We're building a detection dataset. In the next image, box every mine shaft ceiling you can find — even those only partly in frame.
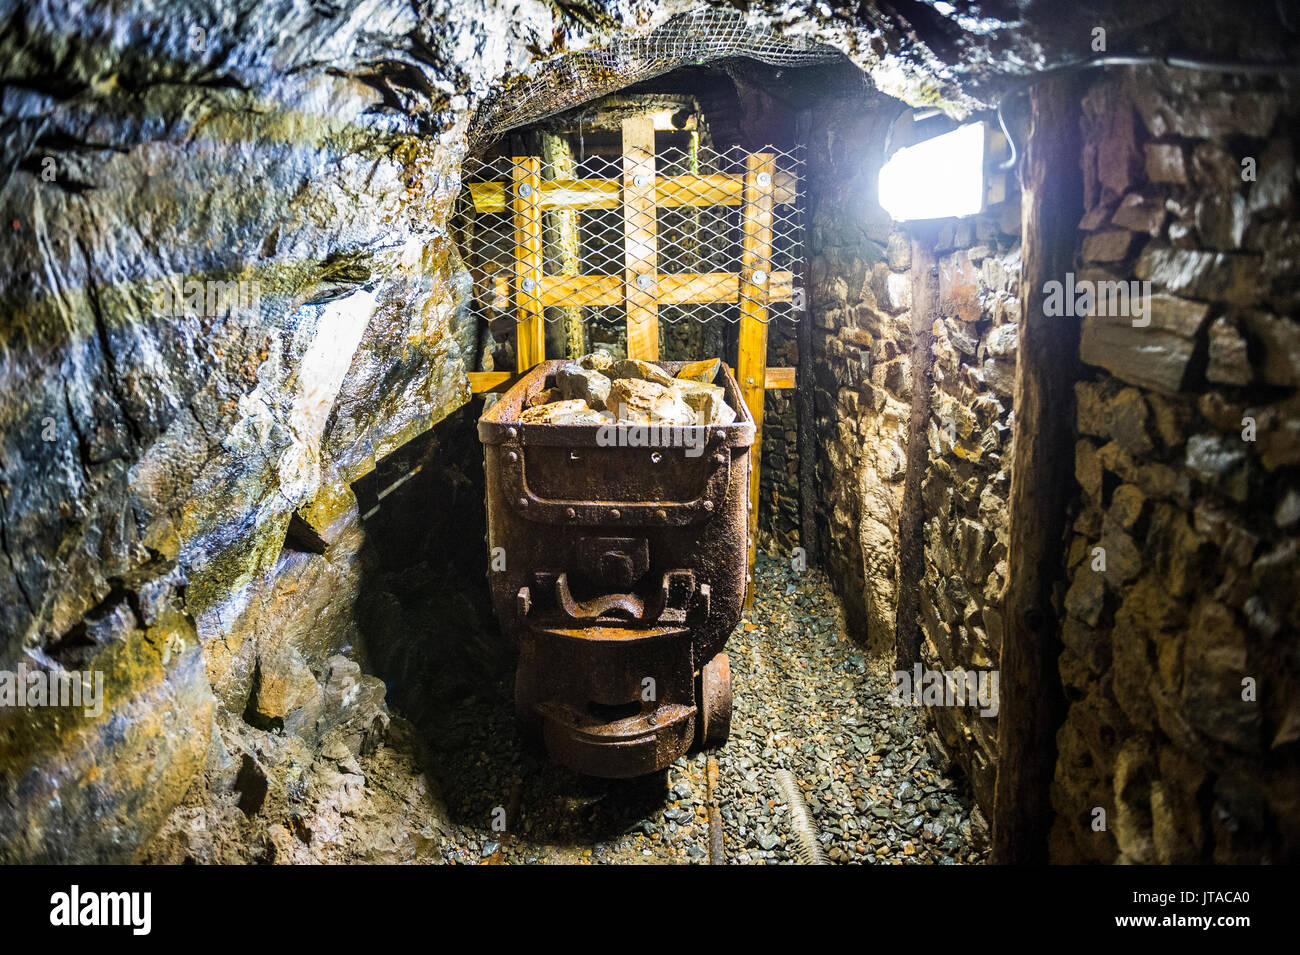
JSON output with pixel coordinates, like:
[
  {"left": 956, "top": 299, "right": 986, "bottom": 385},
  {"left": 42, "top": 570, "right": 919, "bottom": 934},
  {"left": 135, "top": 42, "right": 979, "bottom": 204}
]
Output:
[{"left": 723, "top": 0, "right": 1297, "bottom": 106}]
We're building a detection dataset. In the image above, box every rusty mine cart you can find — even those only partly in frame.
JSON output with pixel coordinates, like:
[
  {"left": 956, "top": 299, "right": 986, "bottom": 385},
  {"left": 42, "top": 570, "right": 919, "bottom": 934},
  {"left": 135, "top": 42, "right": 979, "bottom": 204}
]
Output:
[
  {"left": 462, "top": 112, "right": 802, "bottom": 777},
  {"left": 478, "top": 360, "right": 753, "bottom": 778}
]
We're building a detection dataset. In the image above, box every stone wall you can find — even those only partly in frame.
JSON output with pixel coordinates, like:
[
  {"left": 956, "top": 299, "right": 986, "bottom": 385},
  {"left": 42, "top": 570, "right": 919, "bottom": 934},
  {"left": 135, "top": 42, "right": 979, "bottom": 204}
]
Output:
[
  {"left": 806, "top": 95, "right": 913, "bottom": 654},
  {"left": 804, "top": 93, "right": 1024, "bottom": 813},
  {"left": 918, "top": 203, "right": 1022, "bottom": 814},
  {"left": 1050, "top": 68, "right": 1300, "bottom": 863}
]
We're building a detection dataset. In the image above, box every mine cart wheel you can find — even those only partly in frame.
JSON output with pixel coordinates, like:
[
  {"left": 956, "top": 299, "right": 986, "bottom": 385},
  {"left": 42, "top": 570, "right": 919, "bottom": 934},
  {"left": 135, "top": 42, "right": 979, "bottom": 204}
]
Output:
[{"left": 695, "top": 652, "right": 733, "bottom": 749}]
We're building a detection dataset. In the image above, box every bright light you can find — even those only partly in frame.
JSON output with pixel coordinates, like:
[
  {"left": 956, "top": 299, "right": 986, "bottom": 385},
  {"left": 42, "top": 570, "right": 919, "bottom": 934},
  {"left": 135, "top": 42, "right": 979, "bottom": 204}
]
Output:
[{"left": 878, "top": 122, "right": 986, "bottom": 222}]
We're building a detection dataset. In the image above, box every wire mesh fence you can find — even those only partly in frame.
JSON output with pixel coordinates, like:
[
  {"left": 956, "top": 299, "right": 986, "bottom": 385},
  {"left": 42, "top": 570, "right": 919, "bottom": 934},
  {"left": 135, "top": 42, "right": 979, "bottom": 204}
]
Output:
[
  {"left": 469, "top": 5, "right": 843, "bottom": 145},
  {"left": 453, "top": 143, "right": 806, "bottom": 339}
]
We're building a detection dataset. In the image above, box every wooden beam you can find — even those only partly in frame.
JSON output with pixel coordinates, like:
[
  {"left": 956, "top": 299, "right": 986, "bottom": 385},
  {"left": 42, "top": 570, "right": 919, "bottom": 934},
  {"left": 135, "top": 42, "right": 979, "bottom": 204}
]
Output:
[
  {"left": 991, "top": 76, "right": 1082, "bottom": 865},
  {"left": 656, "top": 271, "right": 794, "bottom": 305},
  {"left": 467, "top": 172, "right": 798, "bottom": 214},
  {"left": 539, "top": 275, "right": 623, "bottom": 308},
  {"left": 475, "top": 271, "right": 796, "bottom": 311},
  {"left": 471, "top": 177, "right": 619, "bottom": 212},
  {"left": 737, "top": 152, "right": 776, "bottom": 608},
  {"left": 467, "top": 371, "right": 514, "bottom": 393},
  {"left": 657, "top": 172, "right": 798, "bottom": 208},
  {"left": 763, "top": 366, "right": 795, "bottom": 389},
  {"left": 622, "top": 116, "right": 659, "bottom": 360},
  {"left": 541, "top": 133, "right": 587, "bottom": 359},
  {"left": 511, "top": 157, "right": 544, "bottom": 372}
]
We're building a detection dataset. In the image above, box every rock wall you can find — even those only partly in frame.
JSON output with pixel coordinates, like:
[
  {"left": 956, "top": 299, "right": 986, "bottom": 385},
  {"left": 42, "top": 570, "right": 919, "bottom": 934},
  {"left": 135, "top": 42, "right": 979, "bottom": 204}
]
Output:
[
  {"left": 803, "top": 97, "right": 1024, "bottom": 816},
  {"left": 806, "top": 95, "right": 912, "bottom": 654},
  {"left": 1050, "top": 68, "right": 1300, "bottom": 863},
  {"left": 917, "top": 202, "right": 1022, "bottom": 813},
  {"left": 0, "top": 0, "right": 626, "bottom": 863}
]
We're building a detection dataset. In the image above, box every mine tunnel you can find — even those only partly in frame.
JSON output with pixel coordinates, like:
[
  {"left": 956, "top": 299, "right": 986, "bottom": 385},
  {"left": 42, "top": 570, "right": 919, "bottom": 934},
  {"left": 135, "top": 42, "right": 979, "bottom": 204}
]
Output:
[{"left": 1, "top": 0, "right": 1298, "bottom": 884}]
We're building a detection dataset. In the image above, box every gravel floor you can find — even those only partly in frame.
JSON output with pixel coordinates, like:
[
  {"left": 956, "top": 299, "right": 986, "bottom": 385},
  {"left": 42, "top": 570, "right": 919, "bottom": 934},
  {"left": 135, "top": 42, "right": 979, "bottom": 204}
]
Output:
[{"left": 427, "top": 554, "right": 988, "bottom": 864}]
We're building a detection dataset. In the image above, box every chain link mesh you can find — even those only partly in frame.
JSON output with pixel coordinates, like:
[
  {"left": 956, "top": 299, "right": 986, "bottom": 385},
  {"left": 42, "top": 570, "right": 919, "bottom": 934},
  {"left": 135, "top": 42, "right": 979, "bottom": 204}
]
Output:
[
  {"left": 469, "top": 5, "right": 843, "bottom": 145},
  {"left": 454, "top": 142, "right": 805, "bottom": 339}
]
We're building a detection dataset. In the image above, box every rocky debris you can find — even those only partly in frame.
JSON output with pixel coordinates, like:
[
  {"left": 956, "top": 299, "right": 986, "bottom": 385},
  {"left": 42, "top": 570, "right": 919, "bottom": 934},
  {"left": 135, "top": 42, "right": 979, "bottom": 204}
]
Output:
[
  {"left": 519, "top": 398, "right": 612, "bottom": 425},
  {"left": 677, "top": 382, "right": 737, "bottom": 427},
  {"left": 249, "top": 646, "right": 320, "bottom": 725},
  {"left": 605, "top": 378, "right": 697, "bottom": 426},
  {"left": 141, "top": 630, "right": 443, "bottom": 864},
  {"left": 516, "top": 355, "right": 737, "bottom": 427},
  {"left": 606, "top": 358, "right": 677, "bottom": 387},
  {"left": 142, "top": 714, "right": 446, "bottom": 865},
  {"left": 525, "top": 387, "right": 562, "bottom": 408},
  {"left": 578, "top": 350, "right": 616, "bottom": 372},
  {"left": 677, "top": 357, "right": 721, "bottom": 383},
  {"left": 556, "top": 363, "right": 612, "bottom": 409}
]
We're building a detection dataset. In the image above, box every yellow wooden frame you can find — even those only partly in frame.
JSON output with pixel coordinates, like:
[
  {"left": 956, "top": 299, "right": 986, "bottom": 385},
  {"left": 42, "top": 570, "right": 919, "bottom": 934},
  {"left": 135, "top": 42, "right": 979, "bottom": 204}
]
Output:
[{"left": 468, "top": 134, "right": 793, "bottom": 602}]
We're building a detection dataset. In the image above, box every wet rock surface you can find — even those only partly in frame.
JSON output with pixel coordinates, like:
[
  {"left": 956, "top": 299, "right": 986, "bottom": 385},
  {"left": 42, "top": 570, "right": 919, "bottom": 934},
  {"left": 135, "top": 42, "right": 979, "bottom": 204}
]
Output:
[{"left": 424, "top": 556, "right": 985, "bottom": 865}]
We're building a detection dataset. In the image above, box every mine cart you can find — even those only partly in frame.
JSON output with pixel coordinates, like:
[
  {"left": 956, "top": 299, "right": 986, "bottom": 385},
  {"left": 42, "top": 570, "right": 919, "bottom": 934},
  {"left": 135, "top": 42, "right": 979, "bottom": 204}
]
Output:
[
  {"left": 459, "top": 100, "right": 805, "bottom": 776},
  {"left": 478, "top": 360, "right": 753, "bottom": 777}
]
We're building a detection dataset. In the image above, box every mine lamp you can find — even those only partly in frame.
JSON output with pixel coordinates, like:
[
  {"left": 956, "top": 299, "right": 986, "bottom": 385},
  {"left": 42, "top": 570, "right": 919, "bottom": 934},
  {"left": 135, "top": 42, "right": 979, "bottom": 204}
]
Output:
[{"left": 878, "top": 121, "right": 987, "bottom": 221}]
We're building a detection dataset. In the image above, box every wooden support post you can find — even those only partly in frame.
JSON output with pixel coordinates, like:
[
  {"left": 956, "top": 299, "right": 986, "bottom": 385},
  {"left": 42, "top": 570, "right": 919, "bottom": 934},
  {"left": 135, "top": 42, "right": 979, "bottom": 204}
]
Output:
[
  {"left": 622, "top": 115, "right": 659, "bottom": 360},
  {"left": 512, "top": 156, "right": 544, "bottom": 372},
  {"left": 991, "top": 77, "right": 1082, "bottom": 865},
  {"left": 541, "top": 133, "right": 586, "bottom": 359},
  {"left": 467, "top": 173, "right": 798, "bottom": 214},
  {"left": 738, "top": 152, "right": 776, "bottom": 608}
]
